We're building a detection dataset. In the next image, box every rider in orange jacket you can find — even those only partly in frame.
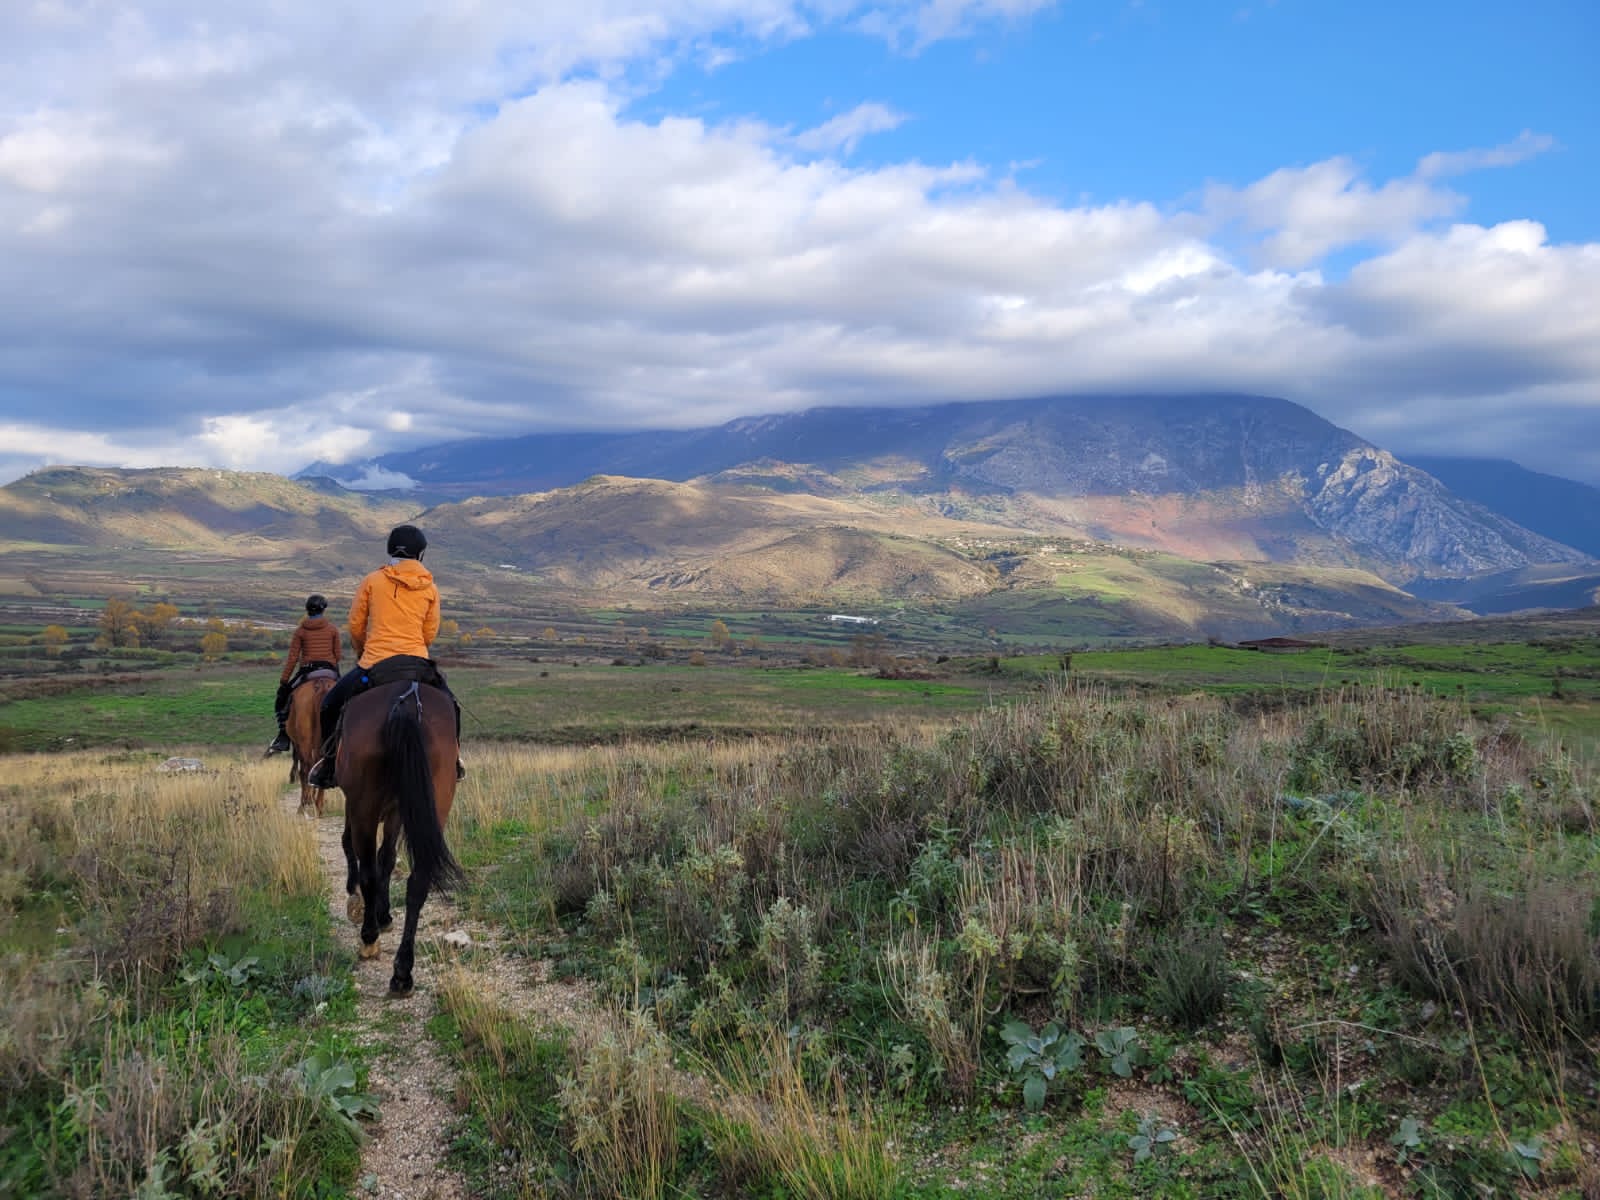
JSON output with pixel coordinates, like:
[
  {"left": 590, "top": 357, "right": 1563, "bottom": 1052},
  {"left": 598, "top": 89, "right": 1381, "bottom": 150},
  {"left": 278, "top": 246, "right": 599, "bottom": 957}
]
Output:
[{"left": 307, "top": 525, "right": 463, "bottom": 786}]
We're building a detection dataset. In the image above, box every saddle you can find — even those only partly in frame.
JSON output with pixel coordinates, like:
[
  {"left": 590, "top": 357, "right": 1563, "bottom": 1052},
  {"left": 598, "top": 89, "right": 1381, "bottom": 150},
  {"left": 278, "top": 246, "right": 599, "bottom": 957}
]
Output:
[
  {"left": 364, "top": 654, "right": 448, "bottom": 691},
  {"left": 328, "top": 656, "right": 450, "bottom": 746},
  {"left": 290, "top": 660, "right": 339, "bottom": 688}
]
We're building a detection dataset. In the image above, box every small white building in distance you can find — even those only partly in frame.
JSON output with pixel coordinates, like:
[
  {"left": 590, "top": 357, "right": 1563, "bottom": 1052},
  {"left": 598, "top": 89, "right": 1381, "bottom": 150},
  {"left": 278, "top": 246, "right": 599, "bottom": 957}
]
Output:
[{"left": 827, "top": 614, "right": 878, "bottom": 625}]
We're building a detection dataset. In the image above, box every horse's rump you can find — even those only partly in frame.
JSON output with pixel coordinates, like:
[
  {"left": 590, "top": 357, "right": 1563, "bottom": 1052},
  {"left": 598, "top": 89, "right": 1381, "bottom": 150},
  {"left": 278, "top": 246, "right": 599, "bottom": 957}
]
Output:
[
  {"left": 337, "top": 679, "right": 462, "bottom": 994},
  {"left": 340, "top": 681, "right": 461, "bottom": 882},
  {"left": 287, "top": 672, "right": 337, "bottom": 803}
]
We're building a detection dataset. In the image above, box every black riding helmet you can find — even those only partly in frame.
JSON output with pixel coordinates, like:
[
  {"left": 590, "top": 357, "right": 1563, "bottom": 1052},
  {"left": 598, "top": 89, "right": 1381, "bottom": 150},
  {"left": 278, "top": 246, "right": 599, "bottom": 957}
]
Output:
[
  {"left": 305, "top": 594, "right": 327, "bottom": 616},
  {"left": 387, "top": 524, "right": 428, "bottom": 560}
]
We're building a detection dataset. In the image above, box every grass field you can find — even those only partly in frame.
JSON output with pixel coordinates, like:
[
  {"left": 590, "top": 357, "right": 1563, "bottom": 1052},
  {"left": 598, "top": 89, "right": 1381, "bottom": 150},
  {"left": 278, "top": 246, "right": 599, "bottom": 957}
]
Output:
[
  {"left": 5, "top": 628, "right": 1600, "bottom": 753},
  {"left": 4, "top": 610, "right": 1599, "bottom": 1197},
  {"left": 0, "top": 658, "right": 1039, "bottom": 753},
  {"left": 1041, "top": 638, "right": 1600, "bottom": 750},
  {"left": 0, "top": 753, "right": 367, "bottom": 1198},
  {"left": 432, "top": 679, "right": 1600, "bottom": 1198}
]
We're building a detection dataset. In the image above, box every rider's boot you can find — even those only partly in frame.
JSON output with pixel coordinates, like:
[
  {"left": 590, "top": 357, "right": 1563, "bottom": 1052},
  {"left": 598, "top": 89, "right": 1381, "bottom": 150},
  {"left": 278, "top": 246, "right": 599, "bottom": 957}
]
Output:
[
  {"left": 266, "top": 722, "right": 291, "bottom": 756},
  {"left": 456, "top": 755, "right": 466, "bottom": 781},
  {"left": 307, "top": 735, "right": 339, "bottom": 788}
]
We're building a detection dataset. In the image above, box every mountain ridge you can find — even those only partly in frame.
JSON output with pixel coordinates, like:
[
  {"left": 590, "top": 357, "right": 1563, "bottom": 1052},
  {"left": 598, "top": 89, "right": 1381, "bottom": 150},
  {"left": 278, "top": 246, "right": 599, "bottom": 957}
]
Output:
[
  {"left": 302, "top": 393, "right": 1590, "bottom": 586},
  {"left": 0, "top": 464, "right": 1473, "bottom": 640},
  {"left": 5, "top": 393, "right": 1593, "bottom": 641},
  {"left": 1404, "top": 455, "right": 1600, "bottom": 559}
]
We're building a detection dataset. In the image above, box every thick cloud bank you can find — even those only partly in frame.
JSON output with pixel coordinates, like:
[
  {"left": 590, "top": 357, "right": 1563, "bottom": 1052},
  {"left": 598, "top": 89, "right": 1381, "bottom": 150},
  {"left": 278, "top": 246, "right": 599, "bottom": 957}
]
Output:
[{"left": 1, "top": 2, "right": 1596, "bottom": 484}]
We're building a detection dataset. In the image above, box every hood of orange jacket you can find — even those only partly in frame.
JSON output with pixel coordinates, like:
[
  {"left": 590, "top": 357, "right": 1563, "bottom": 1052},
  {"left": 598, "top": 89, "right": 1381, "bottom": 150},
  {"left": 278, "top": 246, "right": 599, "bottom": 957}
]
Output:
[{"left": 350, "top": 558, "right": 440, "bottom": 667}]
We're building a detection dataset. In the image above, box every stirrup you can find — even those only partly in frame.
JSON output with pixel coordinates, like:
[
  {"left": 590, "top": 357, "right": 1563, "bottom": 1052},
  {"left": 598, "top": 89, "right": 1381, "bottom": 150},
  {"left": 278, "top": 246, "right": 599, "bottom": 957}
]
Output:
[
  {"left": 455, "top": 758, "right": 466, "bottom": 781},
  {"left": 266, "top": 733, "right": 291, "bottom": 756},
  {"left": 307, "top": 756, "right": 337, "bottom": 788}
]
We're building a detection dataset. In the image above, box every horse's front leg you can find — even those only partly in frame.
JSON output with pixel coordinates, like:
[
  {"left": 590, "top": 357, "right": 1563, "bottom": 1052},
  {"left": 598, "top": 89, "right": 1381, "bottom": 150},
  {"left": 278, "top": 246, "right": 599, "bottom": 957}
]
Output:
[
  {"left": 342, "top": 819, "right": 361, "bottom": 924},
  {"left": 389, "top": 869, "right": 431, "bottom": 996}
]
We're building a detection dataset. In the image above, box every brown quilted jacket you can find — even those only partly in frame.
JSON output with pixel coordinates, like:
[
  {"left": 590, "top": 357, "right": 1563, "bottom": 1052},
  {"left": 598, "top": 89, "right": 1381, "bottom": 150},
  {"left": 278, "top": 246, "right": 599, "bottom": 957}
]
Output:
[{"left": 280, "top": 616, "right": 342, "bottom": 683}]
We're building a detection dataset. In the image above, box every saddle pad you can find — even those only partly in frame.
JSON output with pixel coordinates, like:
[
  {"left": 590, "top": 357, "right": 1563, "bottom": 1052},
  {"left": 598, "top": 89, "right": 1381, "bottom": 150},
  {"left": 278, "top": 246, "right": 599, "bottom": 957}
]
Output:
[{"left": 366, "top": 654, "right": 447, "bottom": 690}]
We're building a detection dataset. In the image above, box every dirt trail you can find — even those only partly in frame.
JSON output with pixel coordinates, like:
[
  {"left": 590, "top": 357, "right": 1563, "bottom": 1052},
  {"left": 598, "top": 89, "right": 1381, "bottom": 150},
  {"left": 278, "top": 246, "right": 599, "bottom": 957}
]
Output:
[
  {"left": 288, "top": 787, "right": 722, "bottom": 1199},
  {"left": 293, "top": 792, "right": 472, "bottom": 1200}
]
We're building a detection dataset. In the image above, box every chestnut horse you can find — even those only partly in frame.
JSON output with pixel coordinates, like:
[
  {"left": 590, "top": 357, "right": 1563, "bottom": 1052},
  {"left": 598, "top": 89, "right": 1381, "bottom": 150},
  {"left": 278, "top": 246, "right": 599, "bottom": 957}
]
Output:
[
  {"left": 337, "top": 680, "right": 463, "bottom": 996},
  {"left": 286, "top": 670, "right": 337, "bottom": 817}
]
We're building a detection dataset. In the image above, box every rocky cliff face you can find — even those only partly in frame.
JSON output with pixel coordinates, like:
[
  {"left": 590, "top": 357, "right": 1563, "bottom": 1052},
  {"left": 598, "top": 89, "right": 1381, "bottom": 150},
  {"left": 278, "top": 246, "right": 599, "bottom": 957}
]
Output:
[{"left": 1305, "top": 448, "right": 1587, "bottom": 579}]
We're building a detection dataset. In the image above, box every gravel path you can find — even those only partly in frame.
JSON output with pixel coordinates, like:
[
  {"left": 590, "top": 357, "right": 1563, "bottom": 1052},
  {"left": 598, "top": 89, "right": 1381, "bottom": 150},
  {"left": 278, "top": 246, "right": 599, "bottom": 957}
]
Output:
[
  {"left": 297, "top": 794, "right": 475, "bottom": 1200},
  {"left": 289, "top": 789, "right": 721, "bottom": 1198}
]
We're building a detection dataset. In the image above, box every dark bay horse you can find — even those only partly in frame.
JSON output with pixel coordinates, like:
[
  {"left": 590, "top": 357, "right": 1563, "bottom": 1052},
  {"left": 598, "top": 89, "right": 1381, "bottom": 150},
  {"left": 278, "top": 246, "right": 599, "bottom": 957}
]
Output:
[
  {"left": 286, "top": 670, "right": 337, "bottom": 818},
  {"left": 338, "top": 680, "right": 463, "bottom": 996}
]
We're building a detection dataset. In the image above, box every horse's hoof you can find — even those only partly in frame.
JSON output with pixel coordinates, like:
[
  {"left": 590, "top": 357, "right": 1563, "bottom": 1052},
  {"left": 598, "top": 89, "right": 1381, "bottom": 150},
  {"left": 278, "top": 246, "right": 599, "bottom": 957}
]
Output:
[
  {"left": 346, "top": 894, "right": 364, "bottom": 924},
  {"left": 359, "top": 938, "right": 381, "bottom": 960},
  {"left": 388, "top": 976, "right": 414, "bottom": 997},
  {"left": 378, "top": 913, "right": 394, "bottom": 931}
]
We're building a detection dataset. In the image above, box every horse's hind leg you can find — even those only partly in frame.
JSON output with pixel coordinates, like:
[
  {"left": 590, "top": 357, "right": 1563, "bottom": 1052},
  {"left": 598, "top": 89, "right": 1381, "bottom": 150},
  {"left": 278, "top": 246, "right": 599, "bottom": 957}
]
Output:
[
  {"left": 389, "top": 869, "right": 432, "bottom": 996},
  {"left": 374, "top": 814, "right": 400, "bottom": 932}
]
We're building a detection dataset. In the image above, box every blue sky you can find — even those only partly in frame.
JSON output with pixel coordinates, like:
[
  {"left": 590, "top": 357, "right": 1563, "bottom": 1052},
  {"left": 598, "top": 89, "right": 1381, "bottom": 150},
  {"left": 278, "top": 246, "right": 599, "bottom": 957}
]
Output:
[
  {"left": 0, "top": 0, "right": 1596, "bottom": 484},
  {"left": 644, "top": 0, "right": 1597, "bottom": 242}
]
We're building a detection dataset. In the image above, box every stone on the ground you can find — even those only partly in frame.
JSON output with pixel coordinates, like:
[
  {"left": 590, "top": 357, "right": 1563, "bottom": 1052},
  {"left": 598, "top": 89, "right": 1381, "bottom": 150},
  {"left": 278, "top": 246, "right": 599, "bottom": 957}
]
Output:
[{"left": 158, "top": 756, "right": 206, "bottom": 772}]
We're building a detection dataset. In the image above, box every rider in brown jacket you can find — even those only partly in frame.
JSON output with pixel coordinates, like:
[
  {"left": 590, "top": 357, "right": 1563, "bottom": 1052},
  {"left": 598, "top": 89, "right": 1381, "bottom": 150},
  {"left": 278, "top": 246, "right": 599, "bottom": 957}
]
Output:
[{"left": 266, "top": 594, "right": 342, "bottom": 754}]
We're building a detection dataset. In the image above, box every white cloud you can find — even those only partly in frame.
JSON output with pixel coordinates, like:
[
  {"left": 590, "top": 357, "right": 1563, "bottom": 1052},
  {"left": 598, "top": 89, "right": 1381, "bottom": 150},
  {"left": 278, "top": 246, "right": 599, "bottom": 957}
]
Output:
[
  {"left": 859, "top": 0, "right": 1060, "bottom": 49},
  {"left": 0, "top": 418, "right": 212, "bottom": 486},
  {"left": 0, "top": 4, "right": 1594, "bottom": 489},
  {"left": 794, "top": 102, "right": 906, "bottom": 155},
  {"left": 335, "top": 465, "right": 419, "bottom": 491},
  {"left": 1204, "top": 157, "right": 1462, "bottom": 268},
  {"left": 0, "top": 111, "right": 170, "bottom": 194},
  {"left": 1416, "top": 130, "right": 1557, "bottom": 180}
]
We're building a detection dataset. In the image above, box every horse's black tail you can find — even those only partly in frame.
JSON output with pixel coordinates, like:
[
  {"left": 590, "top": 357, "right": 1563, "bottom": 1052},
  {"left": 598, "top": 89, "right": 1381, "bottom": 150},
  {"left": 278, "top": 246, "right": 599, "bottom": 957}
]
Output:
[{"left": 381, "top": 684, "right": 464, "bottom": 895}]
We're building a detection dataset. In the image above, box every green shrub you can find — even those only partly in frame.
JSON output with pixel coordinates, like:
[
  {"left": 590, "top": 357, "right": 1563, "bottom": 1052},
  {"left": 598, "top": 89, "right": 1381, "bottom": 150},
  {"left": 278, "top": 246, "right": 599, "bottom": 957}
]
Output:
[{"left": 1144, "top": 926, "right": 1232, "bottom": 1030}]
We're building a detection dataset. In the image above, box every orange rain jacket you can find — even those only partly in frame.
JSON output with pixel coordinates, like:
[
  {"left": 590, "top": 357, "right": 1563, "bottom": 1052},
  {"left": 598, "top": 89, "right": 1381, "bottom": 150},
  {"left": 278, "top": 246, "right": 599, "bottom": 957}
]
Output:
[
  {"left": 279, "top": 615, "right": 342, "bottom": 683},
  {"left": 348, "top": 559, "right": 441, "bottom": 669}
]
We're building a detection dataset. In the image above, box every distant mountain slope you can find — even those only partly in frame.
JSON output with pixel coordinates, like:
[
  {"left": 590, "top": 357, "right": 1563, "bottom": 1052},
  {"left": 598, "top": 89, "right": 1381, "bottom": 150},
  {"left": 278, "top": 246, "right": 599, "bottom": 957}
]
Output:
[
  {"left": 414, "top": 475, "right": 1465, "bottom": 631},
  {"left": 1406, "top": 564, "right": 1600, "bottom": 615},
  {"left": 305, "top": 394, "right": 1589, "bottom": 584},
  {"left": 0, "top": 465, "right": 1472, "bottom": 636},
  {"left": 415, "top": 475, "right": 1008, "bottom": 599},
  {"left": 0, "top": 466, "right": 411, "bottom": 555},
  {"left": 1406, "top": 456, "right": 1600, "bottom": 559}
]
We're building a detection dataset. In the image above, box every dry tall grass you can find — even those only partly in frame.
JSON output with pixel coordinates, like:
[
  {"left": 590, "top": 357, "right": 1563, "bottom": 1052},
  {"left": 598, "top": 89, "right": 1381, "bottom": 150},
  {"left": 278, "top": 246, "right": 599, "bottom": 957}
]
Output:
[
  {"left": 704, "top": 1027, "right": 898, "bottom": 1200},
  {"left": 2, "top": 751, "right": 335, "bottom": 1196}
]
